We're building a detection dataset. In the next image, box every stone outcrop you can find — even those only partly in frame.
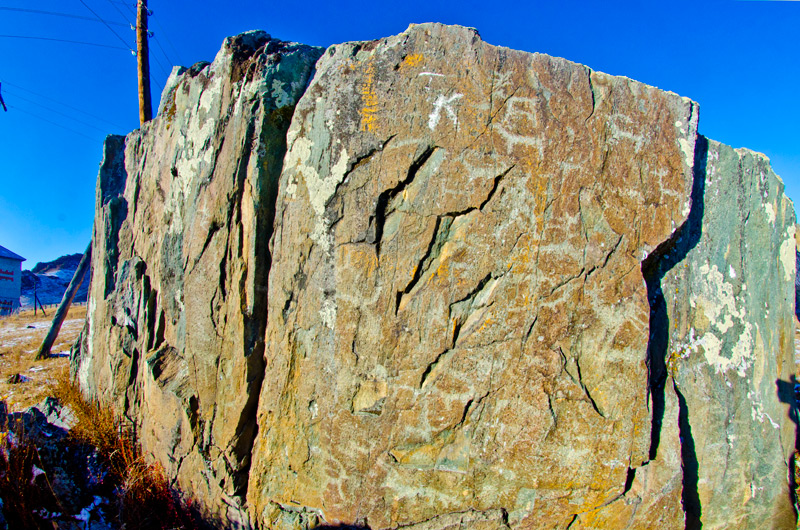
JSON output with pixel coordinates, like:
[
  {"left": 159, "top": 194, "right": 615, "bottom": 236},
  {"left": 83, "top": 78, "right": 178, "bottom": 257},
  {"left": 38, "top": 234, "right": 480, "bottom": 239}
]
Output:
[
  {"left": 654, "top": 140, "right": 797, "bottom": 529},
  {"left": 0, "top": 398, "right": 104, "bottom": 527},
  {"left": 73, "top": 31, "right": 322, "bottom": 525},
  {"left": 74, "top": 23, "right": 797, "bottom": 529}
]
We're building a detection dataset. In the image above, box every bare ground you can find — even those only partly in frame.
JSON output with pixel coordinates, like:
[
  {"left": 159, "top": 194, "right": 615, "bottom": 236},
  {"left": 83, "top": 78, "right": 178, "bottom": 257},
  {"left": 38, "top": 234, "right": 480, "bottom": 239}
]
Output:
[{"left": 0, "top": 305, "right": 86, "bottom": 412}]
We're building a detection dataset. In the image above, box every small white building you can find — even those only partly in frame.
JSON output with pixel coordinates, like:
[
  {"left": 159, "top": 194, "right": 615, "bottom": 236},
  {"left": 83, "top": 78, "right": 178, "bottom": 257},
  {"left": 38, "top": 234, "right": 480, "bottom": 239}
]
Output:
[{"left": 0, "top": 245, "right": 25, "bottom": 314}]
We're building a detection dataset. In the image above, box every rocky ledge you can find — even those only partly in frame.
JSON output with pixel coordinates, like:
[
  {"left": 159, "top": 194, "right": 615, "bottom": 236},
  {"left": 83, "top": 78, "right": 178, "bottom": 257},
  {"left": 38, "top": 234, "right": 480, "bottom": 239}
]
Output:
[{"left": 72, "top": 24, "right": 797, "bottom": 529}]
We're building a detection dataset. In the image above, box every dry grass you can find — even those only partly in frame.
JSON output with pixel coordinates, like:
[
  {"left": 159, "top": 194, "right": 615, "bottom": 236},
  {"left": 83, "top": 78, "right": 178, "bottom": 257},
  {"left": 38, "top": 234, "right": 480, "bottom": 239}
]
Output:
[
  {"left": 0, "top": 366, "right": 202, "bottom": 528},
  {"left": 0, "top": 305, "right": 86, "bottom": 411},
  {"left": 50, "top": 375, "right": 202, "bottom": 529},
  {"left": 0, "top": 419, "right": 64, "bottom": 529},
  {"left": 1, "top": 306, "right": 203, "bottom": 528}
]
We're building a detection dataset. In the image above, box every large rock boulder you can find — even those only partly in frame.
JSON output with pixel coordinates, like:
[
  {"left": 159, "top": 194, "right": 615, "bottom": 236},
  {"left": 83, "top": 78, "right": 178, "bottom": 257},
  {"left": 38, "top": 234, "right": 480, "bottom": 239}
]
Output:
[
  {"left": 73, "top": 31, "right": 322, "bottom": 524},
  {"left": 247, "top": 23, "right": 700, "bottom": 529},
  {"left": 75, "top": 23, "right": 797, "bottom": 529},
  {"left": 655, "top": 140, "right": 796, "bottom": 529}
]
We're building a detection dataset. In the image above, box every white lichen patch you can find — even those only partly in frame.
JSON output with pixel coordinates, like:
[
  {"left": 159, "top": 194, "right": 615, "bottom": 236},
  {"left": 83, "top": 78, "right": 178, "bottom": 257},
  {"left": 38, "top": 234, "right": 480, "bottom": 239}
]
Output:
[
  {"left": 320, "top": 297, "right": 337, "bottom": 329},
  {"left": 303, "top": 147, "right": 349, "bottom": 253},
  {"left": 269, "top": 76, "right": 305, "bottom": 109},
  {"left": 673, "top": 327, "right": 703, "bottom": 359},
  {"left": 697, "top": 323, "right": 754, "bottom": 378},
  {"left": 674, "top": 102, "right": 698, "bottom": 170},
  {"left": 765, "top": 203, "right": 776, "bottom": 224},
  {"left": 678, "top": 137, "right": 693, "bottom": 169},
  {"left": 697, "top": 263, "right": 743, "bottom": 334},
  {"left": 729, "top": 322, "right": 754, "bottom": 374},
  {"left": 283, "top": 137, "right": 313, "bottom": 199},
  {"left": 694, "top": 263, "right": 753, "bottom": 377},
  {"left": 779, "top": 224, "right": 796, "bottom": 283},
  {"left": 681, "top": 196, "right": 692, "bottom": 218},
  {"left": 748, "top": 390, "right": 780, "bottom": 429},
  {"left": 167, "top": 73, "right": 225, "bottom": 234},
  {"left": 282, "top": 116, "right": 351, "bottom": 328}
]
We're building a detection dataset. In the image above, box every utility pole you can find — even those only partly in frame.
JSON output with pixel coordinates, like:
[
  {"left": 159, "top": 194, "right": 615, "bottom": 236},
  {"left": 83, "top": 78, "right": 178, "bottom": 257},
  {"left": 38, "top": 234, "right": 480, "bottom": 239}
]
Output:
[
  {"left": 35, "top": 243, "right": 91, "bottom": 360},
  {"left": 136, "top": 0, "right": 152, "bottom": 125}
]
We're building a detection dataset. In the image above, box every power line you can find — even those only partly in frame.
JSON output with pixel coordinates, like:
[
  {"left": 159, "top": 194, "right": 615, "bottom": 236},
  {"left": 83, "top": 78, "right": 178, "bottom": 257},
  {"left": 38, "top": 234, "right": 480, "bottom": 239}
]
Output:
[
  {"left": 116, "top": 0, "right": 138, "bottom": 18},
  {"left": 152, "top": 34, "right": 175, "bottom": 70},
  {"left": 149, "top": 40, "right": 171, "bottom": 77},
  {"left": 151, "top": 57, "right": 170, "bottom": 78},
  {"left": 0, "top": 35, "right": 129, "bottom": 50},
  {"left": 103, "top": 0, "right": 134, "bottom": 26},
  {"left": 153, "top": 37, "right": 172, "bottom": 77},
  {"left": 3, "top": 90, "right": 118, "bottom": 134},
  {"left": 77, "top": 0, "right": 134, "bottom": 52},
  {"left": 150, "top": 12, "right": 181, "bottom": 65},
  {"left": 7, "top": 105, "right": 97, "bottom": 141},
  {"left": 0, "top": 7, "right": 127, "bottom": 26},
  {"left": 117, "top": 0, "right": 178, "bottom": 75},
  {"left": 101, "top": 0, "right": 161, "bottom": 77},
  {"left": 0, "top": 80, "right": 128, "bottom": 130}
]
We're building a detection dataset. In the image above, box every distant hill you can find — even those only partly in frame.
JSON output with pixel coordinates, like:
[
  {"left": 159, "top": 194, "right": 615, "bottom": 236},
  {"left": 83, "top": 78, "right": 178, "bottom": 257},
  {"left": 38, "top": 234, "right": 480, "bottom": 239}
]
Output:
[
  {"left": 31, "top": 253, "right": 83, "bottom": 275},
  {"left": 20, "top": 253, "right": 90, "bottom": 308}
]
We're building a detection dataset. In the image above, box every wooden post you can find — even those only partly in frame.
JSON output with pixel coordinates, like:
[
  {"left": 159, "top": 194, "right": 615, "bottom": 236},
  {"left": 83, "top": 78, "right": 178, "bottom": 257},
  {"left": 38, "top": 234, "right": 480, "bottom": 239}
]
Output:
[
  {"left": 35, "top": 243, "right": 91, "bottom": 360},
  {"left": 136, "top": 0, "right": 152, "bottom": 125},
  {"left": 33, "top": 279, "right": 45, "bottom": 316},
  {"left": 37, "top": 293, "right": 46, "bottom": 316}
]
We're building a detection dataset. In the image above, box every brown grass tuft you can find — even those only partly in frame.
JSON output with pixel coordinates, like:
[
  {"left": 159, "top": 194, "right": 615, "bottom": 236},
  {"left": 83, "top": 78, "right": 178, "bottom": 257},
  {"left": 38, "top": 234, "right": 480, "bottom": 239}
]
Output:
[
  {"left": 0, "top": 415, "right": 64, "bottom": 529},
  {"left": 0, "top": 306, "right": 207, "bottom": 528},
  {"left": 50, "top": 373, "right": 202, "bottom": 529}
]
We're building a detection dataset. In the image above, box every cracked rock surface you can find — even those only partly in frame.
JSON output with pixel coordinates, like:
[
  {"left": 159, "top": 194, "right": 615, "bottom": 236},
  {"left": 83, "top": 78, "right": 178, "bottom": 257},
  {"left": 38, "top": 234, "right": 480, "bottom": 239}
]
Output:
[
  {"left": 75, "top": 23, "right": 797, "bottom": 530},
  {"left": 73, "top": 31, "right": 322, "bottom": 524},
  {"left": 658, "top": 140, "right": 797, "bottom": 529},
  {"left": 249, "top": 23, "right": 698, "bottom": 528}
]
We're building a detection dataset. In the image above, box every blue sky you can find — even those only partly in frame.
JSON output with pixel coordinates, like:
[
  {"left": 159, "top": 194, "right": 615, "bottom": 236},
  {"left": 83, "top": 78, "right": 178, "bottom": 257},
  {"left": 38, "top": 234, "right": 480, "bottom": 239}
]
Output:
[{"left": 1, "top": 0, "right": 798, "bottom": 267}]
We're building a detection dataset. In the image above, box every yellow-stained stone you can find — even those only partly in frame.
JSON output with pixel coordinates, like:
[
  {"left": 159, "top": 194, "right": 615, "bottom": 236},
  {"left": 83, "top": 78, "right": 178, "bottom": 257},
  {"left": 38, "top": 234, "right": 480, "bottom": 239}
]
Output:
[
  {"left": 248, "top": 23, "right": 696, "bottom": 529},
  {"left": 78, "top": 23, "right": 797, "bottom": 530}
]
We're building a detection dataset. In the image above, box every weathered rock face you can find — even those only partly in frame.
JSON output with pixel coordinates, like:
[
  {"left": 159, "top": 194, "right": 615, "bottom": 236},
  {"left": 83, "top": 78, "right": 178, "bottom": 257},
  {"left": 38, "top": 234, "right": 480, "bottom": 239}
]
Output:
[
  {"left": 655, "top": 140, "right": 797, "bottom": 529},
  {"left": 73, "top": 31, "right": 322, "bottom": 524},
  {"left": 247, "top": 23, "right": 700, "bottom": 529},
  {"left": 75, "top": 23, "right": 797, "bottom": 530}
]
